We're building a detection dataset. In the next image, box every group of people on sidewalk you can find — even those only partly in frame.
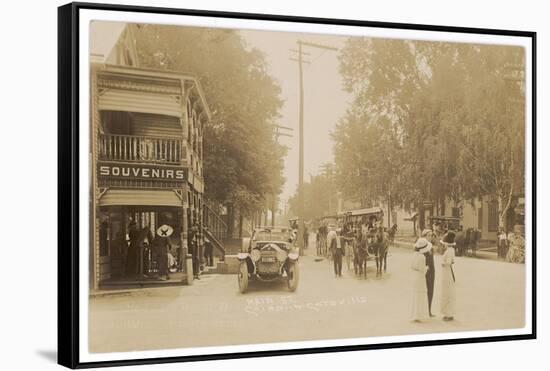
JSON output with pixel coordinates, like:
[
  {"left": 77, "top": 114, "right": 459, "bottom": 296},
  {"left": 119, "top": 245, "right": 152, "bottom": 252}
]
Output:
[
  {"left": 123, "top": 220, "right": 216, "bottom": 282},
  {"left": 411, "top": 229, "right": 456, "bottom": 322},
  {"left": 497, "top": 225, "right": 526, "bottom": 263},
  {"left": 125, "top": 221, "right": 176, "bottom": 281}
]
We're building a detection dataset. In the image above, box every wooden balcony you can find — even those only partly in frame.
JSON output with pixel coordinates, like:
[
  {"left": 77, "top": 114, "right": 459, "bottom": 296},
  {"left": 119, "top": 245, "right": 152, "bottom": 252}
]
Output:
[{"left": 99, "top": 133, "right": 185, "bottom": 165}]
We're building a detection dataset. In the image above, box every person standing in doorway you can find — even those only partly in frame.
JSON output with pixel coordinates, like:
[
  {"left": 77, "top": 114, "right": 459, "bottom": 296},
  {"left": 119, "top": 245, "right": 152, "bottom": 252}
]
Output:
[
  {"left": 153, "top": 224, "right": 173, "bottom": 281},
  {"left": 440, "top": 231, "right": 457, "bottom": 321},
  {"left": 126, "top": 220, "right": 140, "bottom": 278},
  {"left": 421, "top": 229, "right": 436, "bottom": 317}
]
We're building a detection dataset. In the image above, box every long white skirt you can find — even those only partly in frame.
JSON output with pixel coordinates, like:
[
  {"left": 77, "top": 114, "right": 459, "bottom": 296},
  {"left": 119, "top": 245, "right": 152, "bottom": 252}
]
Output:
[
  {"left": 440, "top": 266, "right": 456, "bottom": 317},
  {"left": 411, "top": 274, "right": 429, "bottom": 321}
]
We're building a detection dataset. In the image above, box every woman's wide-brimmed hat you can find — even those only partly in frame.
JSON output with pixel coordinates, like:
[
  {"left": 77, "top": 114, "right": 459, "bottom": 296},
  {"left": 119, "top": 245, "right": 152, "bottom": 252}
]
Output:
[
  {"left": 441, "top": 231, "right": 456, "bottom": 246},
  {"left": 414, "top": 237, "right": 432, "bottom": 253},
  {"left": 156, "top": 224, "right": 174, "bottom": 238}
]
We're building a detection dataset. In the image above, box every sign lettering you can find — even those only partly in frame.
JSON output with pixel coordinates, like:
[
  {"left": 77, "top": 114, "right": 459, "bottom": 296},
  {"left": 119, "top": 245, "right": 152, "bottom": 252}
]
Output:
[{"left": 98, "top": 163, "right": 186, "bottom": 181}]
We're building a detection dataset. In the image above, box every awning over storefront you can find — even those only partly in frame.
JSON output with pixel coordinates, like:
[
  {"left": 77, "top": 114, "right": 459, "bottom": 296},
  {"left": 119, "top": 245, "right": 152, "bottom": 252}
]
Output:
[
  {"left": 99, "top": 189, "right": 183, "bottom": 207},
  {"left": 99, "top": 89, "right": 182, "bottom": 118}
]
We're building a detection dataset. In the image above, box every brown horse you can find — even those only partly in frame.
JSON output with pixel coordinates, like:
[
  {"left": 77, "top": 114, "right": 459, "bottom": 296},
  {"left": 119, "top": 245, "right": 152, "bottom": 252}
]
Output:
[
  {"left": 373, "top": 227, "right": 389, "bottom": 277},
  {"left": 354, "top": 236, "right": 369, "bottom": 278}
]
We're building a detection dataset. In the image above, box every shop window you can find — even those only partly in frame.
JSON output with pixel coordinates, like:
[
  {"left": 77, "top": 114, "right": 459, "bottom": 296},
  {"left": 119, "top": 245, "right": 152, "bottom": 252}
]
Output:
[
  {"left": 99, "top": 220, "right": 109, "bottom": 257},
  {"left": 488, "top": 201, "right": 499, "bottom": 232}
]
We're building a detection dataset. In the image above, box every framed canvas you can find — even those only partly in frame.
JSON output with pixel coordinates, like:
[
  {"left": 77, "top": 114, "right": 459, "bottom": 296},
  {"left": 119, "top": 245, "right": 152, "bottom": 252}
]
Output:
[{"left": 58, "top": 2, "right": 536, "bottom": 368}]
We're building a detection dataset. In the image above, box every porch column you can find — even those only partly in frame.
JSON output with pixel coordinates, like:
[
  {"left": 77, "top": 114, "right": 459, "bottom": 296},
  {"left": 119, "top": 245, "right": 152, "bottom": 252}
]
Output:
[{"left": 181, "top": 187, "right": 192, "bottom": 285}]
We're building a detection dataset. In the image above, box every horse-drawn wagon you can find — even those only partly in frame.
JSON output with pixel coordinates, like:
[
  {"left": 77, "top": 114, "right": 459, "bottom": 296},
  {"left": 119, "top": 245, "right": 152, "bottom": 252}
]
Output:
[{"left": 339, "top": 207, "right": 393, "bottom": 278}]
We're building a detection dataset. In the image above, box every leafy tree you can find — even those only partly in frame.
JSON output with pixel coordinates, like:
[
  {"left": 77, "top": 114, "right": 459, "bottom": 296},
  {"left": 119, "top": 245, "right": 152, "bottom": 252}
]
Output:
[
  {"left": 133, "top": 24, "right": 286, "bottom": 229},
  {"left": 337, "top": 38, "right": 525, "bottom": 230},
  {"left": 288, "top": 174, "right": 334, "bottom": 221}
]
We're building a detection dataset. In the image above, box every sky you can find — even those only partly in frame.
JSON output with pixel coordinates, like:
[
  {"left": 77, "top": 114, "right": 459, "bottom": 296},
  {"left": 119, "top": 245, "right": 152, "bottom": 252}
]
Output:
[{"left": 239, "top": 29, "right": 353, "bottom": 207}]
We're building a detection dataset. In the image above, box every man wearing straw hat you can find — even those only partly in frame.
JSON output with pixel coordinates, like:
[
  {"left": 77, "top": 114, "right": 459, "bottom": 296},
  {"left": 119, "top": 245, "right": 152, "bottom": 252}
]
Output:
[
  {"left": 153, "top": 224, "right": 174, "bottom": 281},
  {"left": 440, "top": 231, "right": 457, "bottom": 321}
]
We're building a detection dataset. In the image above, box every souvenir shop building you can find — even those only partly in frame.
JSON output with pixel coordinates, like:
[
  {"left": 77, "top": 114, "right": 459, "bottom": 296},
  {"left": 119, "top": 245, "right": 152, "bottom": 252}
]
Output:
[{"left": 89, "top": 23, "right": 211, "bottom": 290}]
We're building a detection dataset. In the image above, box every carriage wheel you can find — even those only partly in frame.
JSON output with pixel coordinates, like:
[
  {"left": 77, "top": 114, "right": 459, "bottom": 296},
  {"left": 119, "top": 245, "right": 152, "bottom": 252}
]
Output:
[{"left": 238, "top": 261, "right": 249, "bottom": 294}]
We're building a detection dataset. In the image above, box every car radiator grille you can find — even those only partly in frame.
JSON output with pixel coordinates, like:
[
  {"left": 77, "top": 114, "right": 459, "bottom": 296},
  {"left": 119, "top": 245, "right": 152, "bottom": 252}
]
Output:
[{"left": 258, "top": 249, "right": 279, "bottom": 273}]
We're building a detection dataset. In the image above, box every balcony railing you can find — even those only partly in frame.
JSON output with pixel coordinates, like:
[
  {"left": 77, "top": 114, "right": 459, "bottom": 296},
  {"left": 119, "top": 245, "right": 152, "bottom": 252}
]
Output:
[{"left": 99, "top": 133, "right": 184, "bottom": 164}]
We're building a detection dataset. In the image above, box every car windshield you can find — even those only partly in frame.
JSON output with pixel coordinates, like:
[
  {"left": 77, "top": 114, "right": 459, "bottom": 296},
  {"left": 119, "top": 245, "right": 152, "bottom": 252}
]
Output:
[{"left": 254, "top": 230, "right": 289, "bottom": 242}]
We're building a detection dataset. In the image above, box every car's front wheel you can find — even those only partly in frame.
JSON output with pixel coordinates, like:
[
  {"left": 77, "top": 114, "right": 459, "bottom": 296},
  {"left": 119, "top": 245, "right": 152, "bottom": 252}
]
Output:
[
  {"left": 287, "top": 262, "right": 299, "bottom": 292},
  {"left": 238, "top": 261, "right": 249, "bottom": 294}
]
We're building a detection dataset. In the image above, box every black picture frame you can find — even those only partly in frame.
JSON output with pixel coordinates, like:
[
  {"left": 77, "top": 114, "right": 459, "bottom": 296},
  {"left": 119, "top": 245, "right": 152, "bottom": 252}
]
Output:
[{"left": 58, "top": 2, "right": 537, "bottom": 368}]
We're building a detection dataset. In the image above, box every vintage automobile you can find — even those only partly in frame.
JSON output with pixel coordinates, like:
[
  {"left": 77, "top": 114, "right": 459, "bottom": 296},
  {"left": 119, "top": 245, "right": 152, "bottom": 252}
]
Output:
[{"left": 237, "top": 227, "right": 299, "bottom": 294}]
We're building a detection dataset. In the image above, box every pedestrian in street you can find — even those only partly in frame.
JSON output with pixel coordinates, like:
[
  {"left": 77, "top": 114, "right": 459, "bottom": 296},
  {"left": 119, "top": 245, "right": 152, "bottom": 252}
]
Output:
[
  {"left": 440, "top": 231, "right": 457, "bottom": 321},
  {"left": 411, "top": 237, "right": 430, "bottom": 322},
  {"left": 153, "top": 224, "right": 173, "bottom": 281},
  {"left": 421, "top": 229, "right": 436, "bottom": 317},
  {"left": 328, "top": 227, "right": 344, "bottom": 277},
  {"left": 303, "top": 225, "right": 309, "bottom": 249},
  {"left": 203, "top": 237, "right": 214, "bottom": 267}
]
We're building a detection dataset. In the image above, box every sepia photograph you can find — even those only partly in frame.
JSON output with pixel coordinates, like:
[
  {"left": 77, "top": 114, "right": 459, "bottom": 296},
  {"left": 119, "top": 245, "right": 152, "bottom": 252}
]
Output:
[{"left": 61, "top": 5, "right": 534, "bottom": 366}]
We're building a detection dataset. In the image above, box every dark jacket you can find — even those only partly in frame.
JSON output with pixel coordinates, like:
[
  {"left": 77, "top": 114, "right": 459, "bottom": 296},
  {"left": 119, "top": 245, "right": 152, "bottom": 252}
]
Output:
[
  {"left": 424, "top": 250, "right": 435, "bottom": 279},
  {"left": 330, "top": 236, "right": 345, "bottom": 256}
]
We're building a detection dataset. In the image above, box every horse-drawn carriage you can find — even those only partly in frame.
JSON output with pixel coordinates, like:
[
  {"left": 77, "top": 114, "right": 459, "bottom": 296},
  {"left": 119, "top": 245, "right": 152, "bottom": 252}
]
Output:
[{"left": 339, "top": 207, "right": 396, "bottom": 279}]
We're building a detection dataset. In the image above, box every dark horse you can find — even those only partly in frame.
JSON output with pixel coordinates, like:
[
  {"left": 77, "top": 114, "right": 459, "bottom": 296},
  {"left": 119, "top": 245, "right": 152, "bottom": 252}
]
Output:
[
  {"left": 466, "top": 228, "right": 481, "bottom": 256},
  {"left": 354, "top": 234, "right": 369, "bottom": 278},
  {"left": 372, "top": 227, "right": 389, "bottom": 276}
]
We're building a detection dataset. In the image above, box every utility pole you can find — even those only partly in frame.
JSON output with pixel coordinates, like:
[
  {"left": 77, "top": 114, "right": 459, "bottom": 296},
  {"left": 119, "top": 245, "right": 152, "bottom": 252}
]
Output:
[
  {"left": 319, "top": 162, "right": 334, "bottom": 215},
  {"left": 290, "top": 40, "right": 337, "bottom": 251},
  {"left": 272, "top": 124, "right": 293, "bottom": 227}
]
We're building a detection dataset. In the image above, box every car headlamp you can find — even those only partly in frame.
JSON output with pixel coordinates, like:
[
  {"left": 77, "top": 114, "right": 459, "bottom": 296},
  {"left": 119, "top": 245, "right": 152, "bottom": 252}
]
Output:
[
  {"left": 251, "top": 249, "right": 261, "bottom": 262},
  {"left": 276, "top": 249, "right": 288, "bottom": 262}
]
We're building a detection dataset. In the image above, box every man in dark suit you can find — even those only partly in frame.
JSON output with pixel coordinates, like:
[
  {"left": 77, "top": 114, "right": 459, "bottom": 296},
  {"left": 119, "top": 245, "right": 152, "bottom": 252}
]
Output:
[{"left": 329, "top": 229, "right": 344, "bottom": 277}]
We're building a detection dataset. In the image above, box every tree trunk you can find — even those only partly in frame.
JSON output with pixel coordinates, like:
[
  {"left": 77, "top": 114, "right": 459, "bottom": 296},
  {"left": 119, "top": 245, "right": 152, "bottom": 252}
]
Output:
[
  {"left": 227, "top": 204, "right": 235, "bottom": 239},
  {"left": 238, "top": 209, "right": 243, "bottom": 238},
  {"left": 387, "top": 194, "right": 392, "bottom": 228},
  {"left": 498, "top": 185, "right": 514, "bottom": 232},
  {"left": 419, "top": 207, "right": 425, "bottom": 232}
]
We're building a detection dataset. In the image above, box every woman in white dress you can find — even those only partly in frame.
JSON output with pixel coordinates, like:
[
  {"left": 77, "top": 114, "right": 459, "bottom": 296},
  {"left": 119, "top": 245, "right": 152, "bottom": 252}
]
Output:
[
  {"left": 411, "top": 238, "right": 431, "bottom": 322},
  {"left": 440, "top": 231, "right": 456, "bottom": 321}
]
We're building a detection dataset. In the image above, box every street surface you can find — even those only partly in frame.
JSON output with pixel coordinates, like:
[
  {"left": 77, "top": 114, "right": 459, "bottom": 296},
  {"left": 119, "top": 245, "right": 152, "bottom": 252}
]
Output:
[{"left": 89, "top": 239, "right": 525, "bottom": 353}]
